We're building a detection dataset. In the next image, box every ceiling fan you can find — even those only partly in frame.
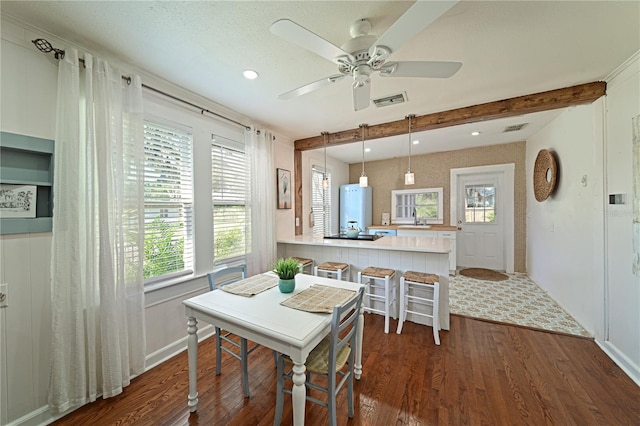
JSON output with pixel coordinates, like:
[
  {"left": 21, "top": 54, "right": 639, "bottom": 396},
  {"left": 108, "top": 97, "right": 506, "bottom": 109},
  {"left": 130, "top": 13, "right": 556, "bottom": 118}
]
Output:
[{"left": 269, "top": 0, "right": 462, "bottom": 111}]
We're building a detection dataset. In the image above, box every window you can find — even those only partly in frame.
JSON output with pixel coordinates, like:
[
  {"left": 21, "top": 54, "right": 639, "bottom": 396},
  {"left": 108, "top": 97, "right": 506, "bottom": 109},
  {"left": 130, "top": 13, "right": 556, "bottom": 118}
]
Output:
[
  {"left": 311, "top": 166, "right": 331, "bottom": 237},
  {"left": 391, "top": 187, "right": 444, "bottom": 224},
  {"left": 464, "top": 183, "right": 495, "bottom": 223},
  {"left": 212, "top": 139, "right": 249, "bottom": 263},
  {"left": 143, "top": 120, "right": 194, "bottom": 282}
]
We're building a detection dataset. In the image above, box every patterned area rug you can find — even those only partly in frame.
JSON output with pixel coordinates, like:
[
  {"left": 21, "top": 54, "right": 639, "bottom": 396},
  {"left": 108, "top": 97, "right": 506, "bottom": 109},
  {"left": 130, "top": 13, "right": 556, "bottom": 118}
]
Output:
[{"left": 450, "top": 272, "right": 591, "bottom": 338}]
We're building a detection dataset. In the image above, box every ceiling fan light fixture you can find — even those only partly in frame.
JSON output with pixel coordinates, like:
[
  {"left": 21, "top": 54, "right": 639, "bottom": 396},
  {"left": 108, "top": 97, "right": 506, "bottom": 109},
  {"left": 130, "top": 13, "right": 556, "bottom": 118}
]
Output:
[{"left": 270, "top": 0, "right": 463, "bottom": 112}]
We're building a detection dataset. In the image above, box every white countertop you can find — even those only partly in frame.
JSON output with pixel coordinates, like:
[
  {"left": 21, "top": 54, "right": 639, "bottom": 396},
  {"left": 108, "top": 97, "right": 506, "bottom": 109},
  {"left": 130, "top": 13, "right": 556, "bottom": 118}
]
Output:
[{"left": 277, "top": 234, "right": 451, "bottom": 253}]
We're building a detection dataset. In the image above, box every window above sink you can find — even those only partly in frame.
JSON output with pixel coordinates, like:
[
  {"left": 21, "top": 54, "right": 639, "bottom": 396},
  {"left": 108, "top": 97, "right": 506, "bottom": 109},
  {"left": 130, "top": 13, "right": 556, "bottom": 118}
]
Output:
[{"left": 391, "top": 187, "right": 444, "bottom": 225}]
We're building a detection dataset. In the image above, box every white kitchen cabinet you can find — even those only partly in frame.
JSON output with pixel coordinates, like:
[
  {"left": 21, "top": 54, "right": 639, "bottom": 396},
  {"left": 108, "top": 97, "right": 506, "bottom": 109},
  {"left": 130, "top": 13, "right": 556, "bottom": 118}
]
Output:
[{"left": 396, "top": 228, "right": 457, "bottom": 275}]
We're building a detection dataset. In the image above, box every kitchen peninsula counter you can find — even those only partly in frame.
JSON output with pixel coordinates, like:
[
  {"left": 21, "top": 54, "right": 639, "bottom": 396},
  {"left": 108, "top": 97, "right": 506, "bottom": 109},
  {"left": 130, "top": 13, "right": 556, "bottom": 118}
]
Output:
[
  {"left": 277, "top": 235, "right": 451, "bottom": 330},
  {"left": 277, "top": 234, "right": 451, "bottom": 253}
]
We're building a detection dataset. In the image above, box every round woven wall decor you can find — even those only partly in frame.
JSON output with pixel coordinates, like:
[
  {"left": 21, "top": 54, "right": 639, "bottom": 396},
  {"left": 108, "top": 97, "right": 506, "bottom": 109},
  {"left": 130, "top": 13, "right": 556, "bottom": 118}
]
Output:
[{"left": 533, "top": 149, "right": 557, "bottom": 202}]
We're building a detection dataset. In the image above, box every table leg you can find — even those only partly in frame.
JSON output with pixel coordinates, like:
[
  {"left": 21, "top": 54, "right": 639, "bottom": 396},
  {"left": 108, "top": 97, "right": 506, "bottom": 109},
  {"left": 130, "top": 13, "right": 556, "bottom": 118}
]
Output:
[
  {"left": 187, "top": 316, "right": 199, "bottom": 412},
  {"left": 291, "top": 361, "right": 307, "bottom": 425},
  {"left": 355, "top": 307, "right": 364, "bottom": 379}
]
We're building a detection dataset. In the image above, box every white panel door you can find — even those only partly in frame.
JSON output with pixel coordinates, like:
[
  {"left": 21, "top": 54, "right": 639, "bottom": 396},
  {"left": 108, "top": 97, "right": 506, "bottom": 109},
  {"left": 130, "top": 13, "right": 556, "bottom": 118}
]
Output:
[{"left": 457, "top": 173, "right": 505, "bottom": 270}]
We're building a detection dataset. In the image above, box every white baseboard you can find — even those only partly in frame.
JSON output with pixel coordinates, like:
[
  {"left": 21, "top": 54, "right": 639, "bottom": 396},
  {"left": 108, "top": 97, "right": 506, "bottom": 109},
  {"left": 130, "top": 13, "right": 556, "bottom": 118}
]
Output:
[
  {"left": 596, "top": 338, "right": 640, "bottom": 386},
  {"left": 144, "top": 324, "right": 215, "bottom": 370},
  {"left": 7, "top": 325, "right": 216, "bottom": 426}
]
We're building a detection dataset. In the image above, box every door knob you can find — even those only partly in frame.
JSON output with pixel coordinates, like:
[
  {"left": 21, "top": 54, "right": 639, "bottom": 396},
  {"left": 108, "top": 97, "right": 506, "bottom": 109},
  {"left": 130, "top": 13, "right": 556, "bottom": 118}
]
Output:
[{"left": 457, "top": 219, "right": 462, "bottom": 230}]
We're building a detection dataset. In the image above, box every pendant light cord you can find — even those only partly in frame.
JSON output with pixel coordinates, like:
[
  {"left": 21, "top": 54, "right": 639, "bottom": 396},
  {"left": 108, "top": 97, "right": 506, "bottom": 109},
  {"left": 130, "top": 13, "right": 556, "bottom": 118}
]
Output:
[
  {"left": 406, "top": 114, "right": 415, "bottom": 172},
  {"left": 322, "top": 131, "right": 328, "bottom": 175},
  {"left": 360, "top": 124, "right": 367, "bottom": 175}
]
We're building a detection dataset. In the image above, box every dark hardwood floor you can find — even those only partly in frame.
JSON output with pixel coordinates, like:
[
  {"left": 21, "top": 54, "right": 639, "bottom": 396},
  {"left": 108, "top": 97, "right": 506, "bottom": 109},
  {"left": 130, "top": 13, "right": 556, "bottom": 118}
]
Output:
[{"left": 52, "top": 315, "right": 639, "bottom": 425}]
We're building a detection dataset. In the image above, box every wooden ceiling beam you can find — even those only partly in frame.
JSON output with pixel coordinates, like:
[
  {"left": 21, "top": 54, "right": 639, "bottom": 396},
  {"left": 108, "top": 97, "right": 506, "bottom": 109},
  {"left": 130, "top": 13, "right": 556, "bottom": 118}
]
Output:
[{"left": 293, "top": 81, "right": 606, "bottom": 151}]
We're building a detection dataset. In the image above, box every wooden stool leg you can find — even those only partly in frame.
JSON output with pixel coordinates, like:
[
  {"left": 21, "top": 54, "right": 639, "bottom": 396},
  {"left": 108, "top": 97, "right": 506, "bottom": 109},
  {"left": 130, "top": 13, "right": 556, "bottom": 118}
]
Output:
[
  {"left": 384, "top": 275, "right": 390, "bottom": 334},
  {"left": 396, "top": 277, "right": 406, "bottom": 334},
  {"left": 433, "top": 282, "right": 440, "bottom": 345}
]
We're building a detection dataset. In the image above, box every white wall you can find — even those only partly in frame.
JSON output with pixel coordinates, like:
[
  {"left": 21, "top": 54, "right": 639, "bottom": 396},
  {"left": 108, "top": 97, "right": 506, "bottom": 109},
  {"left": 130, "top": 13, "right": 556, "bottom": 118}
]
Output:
[
  {"left": 526, "top": 51, "right": 640, "bottom": 385},
  {"left": 300, "top": 150, "right": 349, "bottom": 236},
  {"left": 1, "top": 18, "right": 58, "bottom": 426},
  {"left": 602, "top": 52, "right": 640, "bottom": 382},
  {"left": 526, "top": 103, "right": 605, "bottom": 335},
  {"left": 274, "top": 135, "right": 295, "bottom": 239}
]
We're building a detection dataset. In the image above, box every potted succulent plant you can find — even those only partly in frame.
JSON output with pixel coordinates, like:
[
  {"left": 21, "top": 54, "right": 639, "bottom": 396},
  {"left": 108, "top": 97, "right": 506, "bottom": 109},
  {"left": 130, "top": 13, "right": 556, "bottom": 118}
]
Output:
[{"left": 273, "top": 257, "right": 299, "bottom": 293}]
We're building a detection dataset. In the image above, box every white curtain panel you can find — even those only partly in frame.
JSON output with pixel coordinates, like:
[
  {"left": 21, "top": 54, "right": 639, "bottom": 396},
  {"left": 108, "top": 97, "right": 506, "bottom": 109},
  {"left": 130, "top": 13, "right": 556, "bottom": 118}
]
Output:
[
  {"left": 49, "top": 49, "right": 145, "bottom": 413},
  {"left": 245, "top": 128, "right": 277, "bottom": 275}
]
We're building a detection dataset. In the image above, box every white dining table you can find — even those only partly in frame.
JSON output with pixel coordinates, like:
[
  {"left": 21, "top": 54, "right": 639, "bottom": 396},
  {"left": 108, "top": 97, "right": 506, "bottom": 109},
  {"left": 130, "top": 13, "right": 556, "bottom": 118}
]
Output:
[{"left": 183, "top": 273, "right": 365, "bottom": 425}]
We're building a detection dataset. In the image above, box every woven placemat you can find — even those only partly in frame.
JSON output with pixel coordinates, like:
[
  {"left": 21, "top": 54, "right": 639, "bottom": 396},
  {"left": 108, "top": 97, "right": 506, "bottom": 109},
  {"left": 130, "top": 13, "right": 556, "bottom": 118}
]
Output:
[
  {"left": 280, "top": 284, "right": 356, "bottom": 313},
  {"left": 459, "top": 268, "right": 508, "bottom": 282},
  {"left": 220, "top": 274, "right": 278, "bottom": 297}
]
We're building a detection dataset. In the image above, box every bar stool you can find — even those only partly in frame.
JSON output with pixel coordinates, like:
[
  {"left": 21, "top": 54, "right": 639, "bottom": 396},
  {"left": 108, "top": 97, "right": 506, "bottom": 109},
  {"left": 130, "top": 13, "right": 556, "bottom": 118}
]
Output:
[
  {"left": 291, "top": 257, "right": 314, "bottom": 274},
  {"left": 314, "top": 261, "right": 350, "bottom": 281},
  {"left": 396, "top": 271, "right": 441, "bottom": 345},
  {"left": 357, "top": 267, "right": 397, "bottom": 334}
]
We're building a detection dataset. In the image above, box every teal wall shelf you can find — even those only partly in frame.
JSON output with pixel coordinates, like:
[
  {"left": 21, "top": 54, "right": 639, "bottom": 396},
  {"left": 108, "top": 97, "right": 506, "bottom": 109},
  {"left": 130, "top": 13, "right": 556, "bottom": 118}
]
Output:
[{"left": 0, "top": 131, "right": 55, "bottom": 235}]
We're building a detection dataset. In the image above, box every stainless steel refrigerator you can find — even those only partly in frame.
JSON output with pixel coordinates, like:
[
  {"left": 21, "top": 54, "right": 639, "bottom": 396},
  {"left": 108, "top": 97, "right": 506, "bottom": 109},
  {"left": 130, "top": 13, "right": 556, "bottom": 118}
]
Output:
[{"left": 339, "top": 184, "right": 372, "bottom": 234}]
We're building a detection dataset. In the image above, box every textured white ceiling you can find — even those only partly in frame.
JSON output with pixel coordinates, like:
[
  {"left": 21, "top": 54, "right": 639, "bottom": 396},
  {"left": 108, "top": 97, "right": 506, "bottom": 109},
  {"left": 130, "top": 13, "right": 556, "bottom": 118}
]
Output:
[{"left": 2, "top": 1, "right": 639, "bottom": 162}]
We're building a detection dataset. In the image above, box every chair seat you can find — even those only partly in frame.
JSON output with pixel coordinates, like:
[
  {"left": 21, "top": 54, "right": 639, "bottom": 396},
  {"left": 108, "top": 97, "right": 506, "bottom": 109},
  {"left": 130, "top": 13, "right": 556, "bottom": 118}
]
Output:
[
  {"left": 291, "top": 257, "right": 313, "bottom": 266},
  {"left": 361, "top": 267, "right": 395, "bottom": 278},
  {"left": 317, "top": 262, "right": 349, "bottom": 271},
  {"left": 284, "top": 336, "right": 351, "bottom": 375},
  {"left": 403, "top": 271, "right": 439, "bottom": 284}
]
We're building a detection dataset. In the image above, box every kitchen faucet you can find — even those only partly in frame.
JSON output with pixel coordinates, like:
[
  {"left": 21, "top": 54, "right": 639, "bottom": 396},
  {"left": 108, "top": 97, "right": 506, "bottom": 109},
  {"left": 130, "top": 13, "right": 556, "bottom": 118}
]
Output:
[{"left": 413, "top": 207, "right": 417, "bottom": 225}]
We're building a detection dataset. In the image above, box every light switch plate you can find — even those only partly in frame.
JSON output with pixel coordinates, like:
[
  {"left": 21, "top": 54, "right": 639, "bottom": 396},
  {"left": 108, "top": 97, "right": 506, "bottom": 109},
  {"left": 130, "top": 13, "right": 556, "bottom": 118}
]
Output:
[{"left": 0, "top": 283, "right": 7, "bottom": 308}]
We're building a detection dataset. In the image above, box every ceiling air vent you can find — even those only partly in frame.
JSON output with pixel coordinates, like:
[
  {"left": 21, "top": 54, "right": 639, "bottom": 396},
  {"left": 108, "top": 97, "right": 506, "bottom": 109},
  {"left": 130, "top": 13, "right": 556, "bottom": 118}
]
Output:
[
  {"left": 372, "top": 92, "right": 407, "bottom": 108},
  {"left": 503, "top": 123, "right": 528, "bottom": 133}
]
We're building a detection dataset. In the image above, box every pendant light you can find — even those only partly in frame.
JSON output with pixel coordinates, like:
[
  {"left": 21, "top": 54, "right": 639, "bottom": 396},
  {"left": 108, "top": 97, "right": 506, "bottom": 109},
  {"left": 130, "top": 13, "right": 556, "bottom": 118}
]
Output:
[
  {"left": 405, "top": 114, "right": 416, "bottom": 185},
  {"left": 321, "top": 131, "right": 329, "bottom": 190},
  {"left": 359, "top": 124, "right": 368, "bottom": 187}
]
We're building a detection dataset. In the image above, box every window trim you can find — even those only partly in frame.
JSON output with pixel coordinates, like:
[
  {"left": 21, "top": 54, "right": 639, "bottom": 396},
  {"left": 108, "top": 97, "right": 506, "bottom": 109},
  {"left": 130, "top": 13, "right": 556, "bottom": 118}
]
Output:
[{"left": 391, "top": 187, "right": 444, "bottom": 225}]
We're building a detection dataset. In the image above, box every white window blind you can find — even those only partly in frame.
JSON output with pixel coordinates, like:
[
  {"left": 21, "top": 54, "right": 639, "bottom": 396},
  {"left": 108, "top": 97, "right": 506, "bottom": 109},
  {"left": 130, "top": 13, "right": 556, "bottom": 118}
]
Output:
[
  {"left": 311, "top": 166, "right": 331, "bottom": 237},
  {"left": 143, "top": 120, "right": 194, "bottom": 282},
  {"left": 212, "top": 141, "right": 249, "bottom": 263}
]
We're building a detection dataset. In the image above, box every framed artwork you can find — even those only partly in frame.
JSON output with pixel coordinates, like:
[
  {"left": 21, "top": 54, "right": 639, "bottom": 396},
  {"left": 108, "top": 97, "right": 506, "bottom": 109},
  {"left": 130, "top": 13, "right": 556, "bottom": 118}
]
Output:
[
  {"left": 277, "top": 168, "right": 291, "bottom": 209},
  {"left": 0, "top": 184, "right": 37, "bottom": 218}
]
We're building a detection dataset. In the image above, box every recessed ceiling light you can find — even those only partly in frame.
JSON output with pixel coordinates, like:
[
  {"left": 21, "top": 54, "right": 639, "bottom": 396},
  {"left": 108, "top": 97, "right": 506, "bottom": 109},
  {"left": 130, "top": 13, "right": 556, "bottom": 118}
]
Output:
[
  {"left": 412, "top": 140, "right": 419, "bottom": 145},
  {"left": 471, "top": 131, "right": 481, "bottom": 136},
  {"left": 243, "top": 69, "right": 258, "bottom": 80},
  {"left": 365, "top": 148, "right": 371, "bottom": 153}
]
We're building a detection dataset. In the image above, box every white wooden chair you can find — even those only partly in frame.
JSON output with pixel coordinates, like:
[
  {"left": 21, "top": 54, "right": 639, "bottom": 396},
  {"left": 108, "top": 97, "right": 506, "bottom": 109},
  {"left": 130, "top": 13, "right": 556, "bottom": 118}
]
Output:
[
  {"left": 274, "top": 287, "right": 365, "bottom": 426},
  {"left": 207, "top": 264, "right": 258, "bottom": 397}
]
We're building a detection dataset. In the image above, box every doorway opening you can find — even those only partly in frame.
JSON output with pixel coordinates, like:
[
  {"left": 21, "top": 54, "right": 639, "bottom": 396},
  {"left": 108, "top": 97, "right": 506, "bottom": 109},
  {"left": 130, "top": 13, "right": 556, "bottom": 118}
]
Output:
[{"left": 450, "top": 164, "right": 515, "bottom": 273}]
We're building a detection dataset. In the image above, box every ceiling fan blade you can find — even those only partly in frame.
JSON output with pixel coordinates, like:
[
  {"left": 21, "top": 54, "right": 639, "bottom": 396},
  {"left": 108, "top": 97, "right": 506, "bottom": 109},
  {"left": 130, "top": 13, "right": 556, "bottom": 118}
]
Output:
[
  {"left": 369, "top": 0, "right": 459, "bottom": 59},
  {"left": 270, "top": 19, "right": 352, "bottom": 63},
  {"left": 277, "top": 74, "right": 346, "bottom": 100},
  {"left": 353, "top": 83, "right": 371, "bottom": 111},
  {"left": 380, "top": 61, "right": 462, "bottom": 78}
]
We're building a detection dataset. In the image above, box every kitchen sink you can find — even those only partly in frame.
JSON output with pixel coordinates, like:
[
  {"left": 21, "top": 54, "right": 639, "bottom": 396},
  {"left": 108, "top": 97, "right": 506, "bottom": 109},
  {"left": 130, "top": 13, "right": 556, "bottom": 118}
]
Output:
[{"left": 397, "top": 225, "right": 432, "bottom": 228}]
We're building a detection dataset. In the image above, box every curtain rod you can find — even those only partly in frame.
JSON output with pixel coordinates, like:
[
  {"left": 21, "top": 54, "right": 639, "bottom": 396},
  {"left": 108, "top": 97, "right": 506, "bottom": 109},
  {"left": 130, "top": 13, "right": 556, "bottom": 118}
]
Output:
[{"left": 32, "top": 38, "right": 251, "bottom": 130}]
